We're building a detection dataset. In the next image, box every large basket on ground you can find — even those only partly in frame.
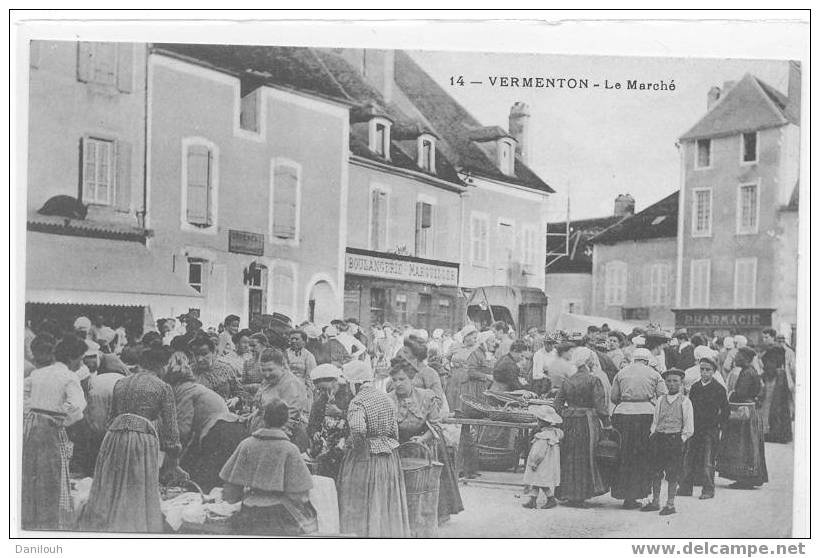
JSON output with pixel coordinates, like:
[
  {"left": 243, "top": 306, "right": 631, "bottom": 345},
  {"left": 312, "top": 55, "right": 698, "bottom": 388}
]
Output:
[
  {"left": 486, "top": 403, "right": 537, "bottom": 424},
  {"left": 398, "top": 441, "right": 443, "bottom": 537}
]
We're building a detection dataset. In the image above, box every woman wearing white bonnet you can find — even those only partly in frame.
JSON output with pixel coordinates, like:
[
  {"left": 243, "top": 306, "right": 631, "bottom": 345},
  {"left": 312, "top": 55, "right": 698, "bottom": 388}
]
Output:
[{"left": 571, "top": 346, "right": 612, "bottom": 413}]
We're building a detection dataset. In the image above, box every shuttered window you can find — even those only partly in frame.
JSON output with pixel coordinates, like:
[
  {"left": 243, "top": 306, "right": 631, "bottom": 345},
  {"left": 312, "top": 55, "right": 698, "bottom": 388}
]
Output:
[
  {"left": 76, "top": 42, "right": 133, "bottom": 92},
  {"left": 690, "top": 259, "right": 711, "bottom": 307},
  {"left": 737, "top": 183, "right": 758, "bottom": 234},
  {"left": 82, "top": 137, "right": 114, "bottom": 205},
  {"left": 186, "top": 144, "right": 214, "bottom": 227},
  {"left": 695, "top": 138, "right": 711, "bottom": 168},
  {"left": 370, "top": 189, "right": 389, "bottom": 251},
  {"left": 270, "top": 263, "right": 294, "bottom": 314},
  {"left": 271, "top": 162, "right": 299, "bottom": 240},
  {"left": 734, "top": 258, "right": 757, "bottom": 307},
  {"left": 415, "top": 201, "right": 434, "bottom": 258},
  {"left": 692, "top": 188, "right": 712, "bottom": 237},
  {"left": 470, "top": 213, "right": 489, "bottom": 265},
  {"left": 522, "top": 225, "right": 539, "bottom": 270},
  {"left": 188, "top": 258, "right": 206, "bottom": 293},
  {"left": 240, "top": 80, "right": 261, "bottom": 133},
  {"left": 604, "top": 261, "right": 627, "bottom": 306},
  {"left": 742, "top": 132, "right": 757, "bottom": 163}
]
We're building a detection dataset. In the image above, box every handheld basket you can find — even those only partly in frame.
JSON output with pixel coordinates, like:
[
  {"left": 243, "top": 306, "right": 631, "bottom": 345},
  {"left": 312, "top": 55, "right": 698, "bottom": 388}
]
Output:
[
  {"left": 398, "top": 441, "right": 443, "bottom": 537},
  {"left": 595, "top": 427, "right": 621, "bottom": 466}
]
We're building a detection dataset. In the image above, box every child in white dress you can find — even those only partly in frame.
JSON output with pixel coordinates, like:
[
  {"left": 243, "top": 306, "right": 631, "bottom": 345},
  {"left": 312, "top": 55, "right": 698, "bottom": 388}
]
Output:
[{"left": 522, "top": 405, "right": 563, "bottom": 509}]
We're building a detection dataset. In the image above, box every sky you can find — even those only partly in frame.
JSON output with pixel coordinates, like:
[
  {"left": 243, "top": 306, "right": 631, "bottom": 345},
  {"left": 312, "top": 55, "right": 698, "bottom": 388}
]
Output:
[{"left": 409, "top": 50, "right": 790, "bottom": 220}]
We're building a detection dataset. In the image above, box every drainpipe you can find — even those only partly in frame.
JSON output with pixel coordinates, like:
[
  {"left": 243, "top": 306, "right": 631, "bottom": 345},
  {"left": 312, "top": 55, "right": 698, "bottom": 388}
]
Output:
[
  {"left": 675, "top": 141, "right": 686, "bottom": 309},
  {"left": 140, "top": 43, "right": 150, "bottom": 242}
]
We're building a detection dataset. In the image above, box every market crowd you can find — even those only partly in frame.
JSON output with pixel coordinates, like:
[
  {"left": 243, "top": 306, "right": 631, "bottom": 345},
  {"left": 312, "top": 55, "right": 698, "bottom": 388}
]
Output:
[{"left": 21, "top": 312, "right": 795, "bottom": 535}]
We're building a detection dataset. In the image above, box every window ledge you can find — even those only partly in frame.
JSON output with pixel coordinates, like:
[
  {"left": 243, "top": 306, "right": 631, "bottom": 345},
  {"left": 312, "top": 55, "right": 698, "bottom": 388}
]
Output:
[{"left": 181, "top": 222, "right": 219, "bottom": 235}]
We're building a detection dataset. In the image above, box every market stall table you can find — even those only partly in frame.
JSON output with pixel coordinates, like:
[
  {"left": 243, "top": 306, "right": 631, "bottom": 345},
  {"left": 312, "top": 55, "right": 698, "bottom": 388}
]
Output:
[{"left": 442, "top": 417, "right": 539, "bottom": 474}]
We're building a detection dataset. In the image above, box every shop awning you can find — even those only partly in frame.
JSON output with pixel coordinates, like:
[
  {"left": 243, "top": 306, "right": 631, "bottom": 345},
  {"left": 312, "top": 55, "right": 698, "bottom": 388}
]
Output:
[
  {"left": 25, "top": 232, "right": 201, "bottom": 313},
  {"left": 466, "top": 286, "right": 549, "bottom": 310}
]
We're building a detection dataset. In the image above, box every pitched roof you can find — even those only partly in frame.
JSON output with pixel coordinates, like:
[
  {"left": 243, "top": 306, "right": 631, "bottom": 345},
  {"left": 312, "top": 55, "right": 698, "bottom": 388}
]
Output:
[
  {"left": 680, "top": 73, "right": 798, "bottom": 141},
  {"left": 591, "top": 191, "right": 679, "bottom": 245},
  {"left": 153, "top": 43, "right": 352, "bottom": 104},
  {"left": 546, "top": 215, "right": 626, "bottom": 274},
  {"left": 153, "top": 44, "right": 464, "bottom": 188},
  {"left": 394, "top": 51, "right": 554, "bottom": 193}
]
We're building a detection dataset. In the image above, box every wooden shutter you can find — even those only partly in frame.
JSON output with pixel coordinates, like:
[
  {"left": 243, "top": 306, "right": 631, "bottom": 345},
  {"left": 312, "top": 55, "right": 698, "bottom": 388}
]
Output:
[
  {"left": 272, "top": 265, "right": 293, "bottom": 312},
  {"left": 186, "top": 145, "right": 211, "bottom": 225},
  {"left": 389, "top": 194, "right": 402, "bottom": 252},
  {"left": 415, "top": 201, "right": 424, "bottom": 255},
  {"left": 115, "top": 140, "right": 132, "bottom": 213},
  {"left": 273, "top": 165, "right": 298, "bottom": 239},
  {"left": 643, "top": 264, "right": 654, "bottom": 306},
  {"left": 240, "top": 89, "right": 259, "bottom": 132},
  {"left": 30, "top": 40, "right": 41, "bottom": 69},
  {"left": 435, "top": 204, "right": 450, "bottom": 261},
  {"left": 116, "top": 43, "right": 134, "bottom": 93},
  {"left": 77, "top": 42, "right": 93, "bottom": 82},
  {"left": 370, "top": 190, "right": 381, "bottom": 250}
]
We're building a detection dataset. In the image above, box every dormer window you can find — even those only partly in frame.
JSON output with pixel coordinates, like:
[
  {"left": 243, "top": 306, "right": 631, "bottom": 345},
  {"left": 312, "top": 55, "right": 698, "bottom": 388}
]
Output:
[
  {"left": 418, "top": 134, "right": 436, "bottom": 173},
  {"left": 498, "top": 138, "right": 515, "bottom": 176},
  {"left": 369, "top": 117, "right": 392, "bottom": 159}
]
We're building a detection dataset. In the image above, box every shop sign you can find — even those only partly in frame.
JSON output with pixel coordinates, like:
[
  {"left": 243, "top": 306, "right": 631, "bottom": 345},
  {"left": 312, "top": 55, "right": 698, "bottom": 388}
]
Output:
[
  {"left": 229, "top": 230, "right": 264, "bottom": 256},
  {"left": 673, "top": 309, "right": 773, "bottom": 329},
  {"left": 345, "top": 249, "right": 459, "bottom": 287}
]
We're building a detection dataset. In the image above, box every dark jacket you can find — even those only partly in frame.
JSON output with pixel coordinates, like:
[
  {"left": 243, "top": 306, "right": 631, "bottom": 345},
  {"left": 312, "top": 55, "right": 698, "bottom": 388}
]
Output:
[
  {"left": 688, "top": 379, "right": 729, "bottom": 432},
  {"left": 671, "top": 344, "right": 696, "bottom": 370}
]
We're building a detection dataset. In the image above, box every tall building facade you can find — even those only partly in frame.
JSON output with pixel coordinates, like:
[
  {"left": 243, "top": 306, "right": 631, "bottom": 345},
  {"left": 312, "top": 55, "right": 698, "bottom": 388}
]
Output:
[{"left": 674, "top": 66, "right": 801, "bottom": 344}]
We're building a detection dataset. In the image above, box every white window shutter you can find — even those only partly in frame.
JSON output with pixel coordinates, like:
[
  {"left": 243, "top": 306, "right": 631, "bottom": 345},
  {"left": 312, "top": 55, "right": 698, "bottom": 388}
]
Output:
[
  {"left": 114, "top": 140, "right": 132, "bottom": 213},
  {"left": 435, "top": 204, "right": 450, "bottom": 261},
  {"left": 116, "top": 43, "right": 133, "bottom": 93},
  {"left": 186, "top": 145, "right": 211, "bottom": 225},
  {"left": 273, "top": 166, "right": 298, "bottom": 239},
  {"left": 76, "top": 42, "right": 93, "bottom": 82},
  {"left": 388, "top": 195, "right": 402, "bottom": 251}
]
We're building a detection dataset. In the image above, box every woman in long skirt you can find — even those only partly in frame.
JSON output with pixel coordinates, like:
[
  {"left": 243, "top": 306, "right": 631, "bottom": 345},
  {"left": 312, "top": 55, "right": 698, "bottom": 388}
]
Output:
[
  {"left": 338, "top": 365, "right": 410, "bottom": 538},
  {"left": 718, "top": 348, "right": 768, "bottom": 489},
  {"left": 445, "top": 325, "right": 492, "bottom": 478},
  {"left": 388, "top": 362, "right": 463, "bottom": 535},
  {"left": 22, "top": 335, "right": 88, "bottom": 530},
  {"left": 80, "top": 347, "right": 183, "bottom": 533},
  {"left": 759, "top": 343, "right": 792, "bottom": 443},
  {"left": 552, "top": 345, "right": 611, "bottom": 506}
]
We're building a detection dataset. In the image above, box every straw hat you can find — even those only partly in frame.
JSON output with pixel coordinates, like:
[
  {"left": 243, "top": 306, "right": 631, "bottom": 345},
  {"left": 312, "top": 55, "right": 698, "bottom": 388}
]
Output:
[
  {"left": 310, "top": 363, "right": 342, "bottom": 382},
  {"left": 342, "top": 360, "right": 373, "bottom": 384},
  {"left": 532, "top": 405, "right": 563, "bottom": 425}
]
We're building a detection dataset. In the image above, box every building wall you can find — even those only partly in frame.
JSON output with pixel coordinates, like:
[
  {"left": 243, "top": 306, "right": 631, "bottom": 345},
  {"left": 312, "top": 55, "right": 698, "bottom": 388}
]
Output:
[
  {"left": 679, "top": 126, "right": 798, "bottom": 317},
  {"left": 460, "top": 176, "right": 549, "bottom": 291},
  {"left": 591, "top": 238, "right": 677, "bottom": 328},
  {"left": 347, "top": 163, "right": 461, "bottom": 262},
  {"left": 544, "top": 272, "right": 592, "bottom": 328},
  {"left": 773, "top": 209, "right": 798, "bottom": 335},
  {"left": 27, "top": 41, "right": 146, "bottom": 226},
  {"left": 148, "top": 54, "right": 348, "bottom": 328}
]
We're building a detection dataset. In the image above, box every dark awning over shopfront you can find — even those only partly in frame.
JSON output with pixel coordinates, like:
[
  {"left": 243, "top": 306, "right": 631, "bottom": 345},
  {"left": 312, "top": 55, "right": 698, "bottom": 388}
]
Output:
[
  {"left": 466, "top": 286, "right": 549, "bottom": 331},
  {"left": 25, "top": 232, "right": 201, "bottom": 318}
]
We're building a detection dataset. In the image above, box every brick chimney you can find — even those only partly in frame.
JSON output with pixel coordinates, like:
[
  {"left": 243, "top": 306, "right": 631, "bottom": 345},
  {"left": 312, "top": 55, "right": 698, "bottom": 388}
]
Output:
[
  {"left": 707, "top": 86, "right": 721, "bottom": 110},
  {"left": 614, "top": 194, "right": 635, "bottom": 217},
  {"left": 787, "top": 60, "right": 801, "bottom": 120},
  {"left": 508, "top": 102, "right": 531, "bottom": 164}
]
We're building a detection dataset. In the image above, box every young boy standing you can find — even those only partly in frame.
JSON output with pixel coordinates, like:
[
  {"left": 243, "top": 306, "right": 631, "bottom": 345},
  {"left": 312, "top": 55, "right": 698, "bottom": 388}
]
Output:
[{"left": 642, "top": 368, "right": 694, "bottom": 515}]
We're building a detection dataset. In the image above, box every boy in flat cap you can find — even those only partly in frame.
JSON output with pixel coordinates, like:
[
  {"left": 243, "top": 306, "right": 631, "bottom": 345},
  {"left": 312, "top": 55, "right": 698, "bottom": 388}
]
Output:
[{"left": 642, "top": 368, "right": 693, "bottom": 515}]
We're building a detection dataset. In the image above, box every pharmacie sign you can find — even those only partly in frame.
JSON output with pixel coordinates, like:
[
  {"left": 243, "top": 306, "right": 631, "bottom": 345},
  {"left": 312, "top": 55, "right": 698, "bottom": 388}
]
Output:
[
  {"left": 673, "top": 309, "right": 773, "bottom": 329},
  {"left": 345, "top": 248, "right": 459, "bottom": 287}
]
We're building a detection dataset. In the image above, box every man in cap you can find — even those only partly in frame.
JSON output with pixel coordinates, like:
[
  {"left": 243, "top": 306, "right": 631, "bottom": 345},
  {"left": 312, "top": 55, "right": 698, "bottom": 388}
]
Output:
[
  {"left": 678, "top": 355, "right": 729, "bottom": 499},
  {"left": 668, "top": 330, "right": 695, "bottom": 371},
  {"left": 642, "top": 368, "right": 693, "bottom": 515},
  {"left": 610, "top": 347, "right": 668, "bottom": 509},
  {"left": 683, "top": 345, "right": 726, "bottom": 394}
]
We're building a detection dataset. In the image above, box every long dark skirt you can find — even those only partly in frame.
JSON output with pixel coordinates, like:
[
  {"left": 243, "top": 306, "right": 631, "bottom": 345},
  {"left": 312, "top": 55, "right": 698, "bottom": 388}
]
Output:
[
  {"left": 764, "top": 373, "right": 793, "bottom": 443},
  {"left": 338, "top": 448, "right": 410, "bottom": 537},
  {"left": 428, "top": 425, "right": 464, "bottom": 523},
  {"left": 181, "top": 420, "right": 248, "bottom": 493},
  {"left": 79, "top": 416, "right": 162, "bottom": 533},
  {"left": 610, "top": 414, "right": 653, "bottom": 501},
  {"left": 231, "top": 500, "right": 318, "bottom": 536},
  {"left": 718, "top": 404, "right": 768, "bottom": 485},
  {"left": 557, "top": 409, "right": 609, "bottom": 501},
  {"left": 22, "top": 411, "right": 73, "bottom": 531}
]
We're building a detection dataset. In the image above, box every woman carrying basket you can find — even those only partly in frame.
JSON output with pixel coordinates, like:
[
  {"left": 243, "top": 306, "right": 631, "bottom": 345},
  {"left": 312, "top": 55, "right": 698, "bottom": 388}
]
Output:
[
  {"left": 388, "top": 361, "right": 464, "bottom": 534},
  {"left": 338, "top": 361, "right": 410, "bottom": 537}
]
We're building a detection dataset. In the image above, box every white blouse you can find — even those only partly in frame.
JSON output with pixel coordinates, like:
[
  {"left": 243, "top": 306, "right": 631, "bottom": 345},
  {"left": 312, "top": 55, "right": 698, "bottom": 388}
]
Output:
[{"left": 23, "top": 362, "right": 86, "bottom": 426}]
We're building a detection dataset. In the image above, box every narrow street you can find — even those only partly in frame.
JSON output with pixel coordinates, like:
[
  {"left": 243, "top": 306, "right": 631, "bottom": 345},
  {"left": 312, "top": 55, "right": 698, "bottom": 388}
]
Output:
[{"left": 439, "top": 442, "right": 793, "bottom": 538}]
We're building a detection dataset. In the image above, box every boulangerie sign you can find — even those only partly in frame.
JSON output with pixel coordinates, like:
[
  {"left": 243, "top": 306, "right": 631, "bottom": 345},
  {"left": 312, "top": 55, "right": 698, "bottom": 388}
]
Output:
[{"left": 345, "top": 248, "right": 459, "bottom": 287}]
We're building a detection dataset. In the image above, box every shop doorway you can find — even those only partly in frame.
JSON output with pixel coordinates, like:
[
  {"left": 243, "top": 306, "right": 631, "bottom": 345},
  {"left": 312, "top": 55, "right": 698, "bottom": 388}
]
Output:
[{"left": 308, "top": 280, "right": 336, "bottom": 326}]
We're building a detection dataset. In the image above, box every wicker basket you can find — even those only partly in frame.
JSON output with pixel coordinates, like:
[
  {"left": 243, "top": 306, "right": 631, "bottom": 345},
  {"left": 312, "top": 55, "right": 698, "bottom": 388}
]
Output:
[
  {"left": 398, "top": 442, "right": 443, "bottom": 537},
  {"left": 460, "top": 394, "right": 493, "bottom": 419},
  {"left": 486, "top": 403, "right": 536, "bottom": 424}
]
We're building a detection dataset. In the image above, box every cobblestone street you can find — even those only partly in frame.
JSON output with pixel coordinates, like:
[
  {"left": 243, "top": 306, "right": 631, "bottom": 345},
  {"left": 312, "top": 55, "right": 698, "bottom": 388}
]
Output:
[{"left": 439, "top": 442, "right": 793, "bottom": 538}]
